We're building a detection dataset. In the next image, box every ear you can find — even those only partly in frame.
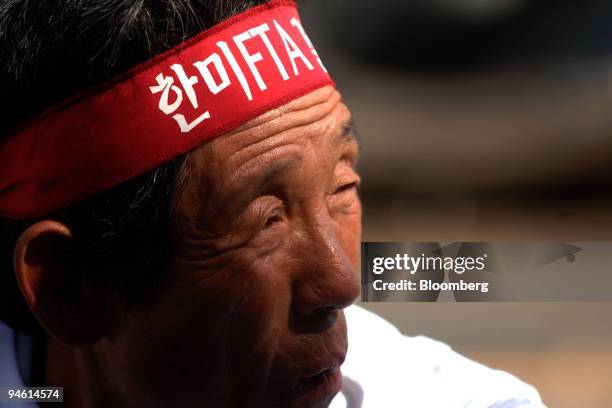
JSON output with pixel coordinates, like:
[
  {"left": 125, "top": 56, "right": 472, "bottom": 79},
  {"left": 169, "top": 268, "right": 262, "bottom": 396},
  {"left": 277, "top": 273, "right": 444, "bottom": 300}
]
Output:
[{"left": 13, "top": 220, "right": 114, "bottom": 346}]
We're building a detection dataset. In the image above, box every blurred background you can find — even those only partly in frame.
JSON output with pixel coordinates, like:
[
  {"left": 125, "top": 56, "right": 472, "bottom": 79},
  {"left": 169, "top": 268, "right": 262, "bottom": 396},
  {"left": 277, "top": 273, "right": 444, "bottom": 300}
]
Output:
[{"left": 300, "top": 0, "right": 612, "bottom": 406}]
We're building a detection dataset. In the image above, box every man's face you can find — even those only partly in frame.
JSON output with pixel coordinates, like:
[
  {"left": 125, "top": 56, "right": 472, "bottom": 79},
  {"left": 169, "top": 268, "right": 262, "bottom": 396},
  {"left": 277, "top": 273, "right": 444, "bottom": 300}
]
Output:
[{"left": 104, "top": 86, "right": 361, "bottom": 407}]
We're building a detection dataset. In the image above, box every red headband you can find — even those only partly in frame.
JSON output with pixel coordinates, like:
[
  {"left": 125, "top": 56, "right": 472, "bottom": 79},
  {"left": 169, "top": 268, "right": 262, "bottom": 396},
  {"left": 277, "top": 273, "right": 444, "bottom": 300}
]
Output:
[{"left": 0, "top": 0, "right": 333, "bottom": 219}]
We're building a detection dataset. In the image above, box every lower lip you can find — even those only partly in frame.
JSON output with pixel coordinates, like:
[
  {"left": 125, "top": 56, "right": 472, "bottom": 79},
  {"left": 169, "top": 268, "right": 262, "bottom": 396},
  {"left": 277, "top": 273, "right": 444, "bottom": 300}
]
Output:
[{"left": 292, "top": 367, "right": 343, "bottom": 405}]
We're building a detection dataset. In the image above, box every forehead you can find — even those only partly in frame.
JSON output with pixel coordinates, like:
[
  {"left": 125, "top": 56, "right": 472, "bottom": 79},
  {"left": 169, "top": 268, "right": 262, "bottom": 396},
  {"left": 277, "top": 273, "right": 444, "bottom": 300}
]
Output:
[
  {"left": 172, "top": 86, "right": 355, "bottom": 221},
  {"left": 193, "top": 86, "right": 353, "bottom": 181},
  {"left": 221, "top": 86, "right": 351, "bottom": 155}
]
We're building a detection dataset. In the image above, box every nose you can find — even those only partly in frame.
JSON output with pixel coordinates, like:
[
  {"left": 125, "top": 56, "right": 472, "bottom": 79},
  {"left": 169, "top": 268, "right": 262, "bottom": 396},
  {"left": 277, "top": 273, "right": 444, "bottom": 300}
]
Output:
[{"left": 291, "top": 220, "right": 361, "bottom": 321}]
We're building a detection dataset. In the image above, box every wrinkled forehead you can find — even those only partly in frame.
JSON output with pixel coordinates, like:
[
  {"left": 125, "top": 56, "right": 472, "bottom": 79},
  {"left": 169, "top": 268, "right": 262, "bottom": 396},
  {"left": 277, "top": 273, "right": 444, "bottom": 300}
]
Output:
[
  {"left": 219, "top": 86, "right": 351, "bottom": 161},
  {"left": 171, "top": 86, "right": 356, "bottom": 223}
]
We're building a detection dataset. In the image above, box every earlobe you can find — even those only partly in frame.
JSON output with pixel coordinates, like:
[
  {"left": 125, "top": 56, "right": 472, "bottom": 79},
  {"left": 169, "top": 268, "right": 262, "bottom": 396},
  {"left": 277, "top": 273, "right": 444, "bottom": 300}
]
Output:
[{"left": 13, "top": 220, "right": 110, "bottom": 346}]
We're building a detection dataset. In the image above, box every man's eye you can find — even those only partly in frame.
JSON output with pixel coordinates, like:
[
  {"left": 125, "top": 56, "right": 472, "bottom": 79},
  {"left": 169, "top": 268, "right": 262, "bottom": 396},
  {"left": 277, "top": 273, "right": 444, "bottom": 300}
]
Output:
[{"left": 264, "top": 210, "right": 283, "bottom": 228}]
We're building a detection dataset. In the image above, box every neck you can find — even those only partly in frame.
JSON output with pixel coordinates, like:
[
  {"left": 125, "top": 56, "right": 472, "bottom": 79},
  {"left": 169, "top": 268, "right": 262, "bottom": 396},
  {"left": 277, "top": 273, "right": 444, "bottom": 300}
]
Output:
[{"left": 44, "top": 338, "right": 120, "bottom": 408}]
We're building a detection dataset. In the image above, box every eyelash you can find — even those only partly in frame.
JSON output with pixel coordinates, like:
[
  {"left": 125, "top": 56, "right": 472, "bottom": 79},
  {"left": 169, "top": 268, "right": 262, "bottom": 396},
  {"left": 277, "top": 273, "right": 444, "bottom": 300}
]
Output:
[
  {"left": 257, "top": 176, "right": 359, "bottom": 234},
  {"left": 261, "top": 183, "right": 357, "bottom": 229},
  {"left": 264, "top": 210, "right": 283, "bottom": 228},
  {"left": 264, "top": 206, "right": 285, "bottom": 228}
]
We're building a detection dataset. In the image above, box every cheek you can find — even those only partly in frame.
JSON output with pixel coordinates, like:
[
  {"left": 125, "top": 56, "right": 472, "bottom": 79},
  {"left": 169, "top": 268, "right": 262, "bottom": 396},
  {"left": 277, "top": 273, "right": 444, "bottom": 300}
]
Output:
[
  {"left": 111, "top": 252, "right": 292, "bottom": 404},
  {"left": 173, "top": 255, "right": 291, "bottom": 361}
]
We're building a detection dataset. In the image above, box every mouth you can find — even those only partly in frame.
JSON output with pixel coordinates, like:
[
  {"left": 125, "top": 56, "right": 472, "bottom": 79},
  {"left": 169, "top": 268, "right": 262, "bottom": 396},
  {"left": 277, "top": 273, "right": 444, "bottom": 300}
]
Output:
[{"left": 289, "top": 365, "right": 343, "bottom": 404}]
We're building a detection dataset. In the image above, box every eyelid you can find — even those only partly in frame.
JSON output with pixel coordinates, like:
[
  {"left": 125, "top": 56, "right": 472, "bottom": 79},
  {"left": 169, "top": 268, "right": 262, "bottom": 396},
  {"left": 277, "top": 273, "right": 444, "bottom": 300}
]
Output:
[
  {"left": 247, "top": 199, "right": 287, "bottom": 253},
  {"left": 264, "top": 204, "right": 285, "bottom": 227}
]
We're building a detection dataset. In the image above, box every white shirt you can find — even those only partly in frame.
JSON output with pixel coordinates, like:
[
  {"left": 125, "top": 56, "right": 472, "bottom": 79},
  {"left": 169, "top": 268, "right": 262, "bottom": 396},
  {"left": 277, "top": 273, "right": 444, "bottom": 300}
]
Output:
[
  {"left": 332, "top": 305, "right": 545, "bottom": 407},
  {"left": 0, "top": 306, "right": 544, "bottom": 407}
]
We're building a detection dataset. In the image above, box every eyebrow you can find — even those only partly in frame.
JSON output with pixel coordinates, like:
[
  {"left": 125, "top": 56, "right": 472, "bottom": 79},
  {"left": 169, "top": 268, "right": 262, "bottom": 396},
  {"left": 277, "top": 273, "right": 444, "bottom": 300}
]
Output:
[
  {"left": 230, "top": 152, "right": 304, "bottom": 203},
  {"left": 230, "top": 119, "right": 359, "bottom": 206},
  {"left": 339, "top": 119, "right": 359, "bottom": 145}
]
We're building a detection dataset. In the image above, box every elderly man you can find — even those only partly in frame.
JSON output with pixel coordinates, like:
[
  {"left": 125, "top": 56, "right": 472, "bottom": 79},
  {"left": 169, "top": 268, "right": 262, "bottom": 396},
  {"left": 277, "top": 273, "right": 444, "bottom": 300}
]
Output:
[{"left": 0, "top": 1, "right": 543, "bottom": 407}]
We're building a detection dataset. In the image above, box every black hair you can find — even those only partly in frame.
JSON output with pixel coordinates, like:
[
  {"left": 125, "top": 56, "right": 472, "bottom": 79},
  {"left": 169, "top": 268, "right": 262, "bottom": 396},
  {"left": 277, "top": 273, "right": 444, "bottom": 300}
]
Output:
[{"left": 0, "top": 0, "right": 269, "bottom": 335}]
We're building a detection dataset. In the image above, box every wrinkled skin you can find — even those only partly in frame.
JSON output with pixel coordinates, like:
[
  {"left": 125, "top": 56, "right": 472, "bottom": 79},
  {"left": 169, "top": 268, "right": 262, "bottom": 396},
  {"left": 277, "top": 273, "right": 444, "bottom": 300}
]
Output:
[{"left": 44, "top": 86, "right": 362, "bottom": 407}]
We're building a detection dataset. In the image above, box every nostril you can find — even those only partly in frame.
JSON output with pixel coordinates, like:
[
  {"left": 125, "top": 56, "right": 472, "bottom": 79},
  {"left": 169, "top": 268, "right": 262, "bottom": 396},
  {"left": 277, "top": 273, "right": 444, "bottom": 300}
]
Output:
[
  {"left": 315, "top": 305, "right": 337, "bottom": 320},
  {"left": 318, "top": 305, "right": 335, "bottom": 314},
  {"left": 313, "top": 306, "right": 338, "bottom": 329}
]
